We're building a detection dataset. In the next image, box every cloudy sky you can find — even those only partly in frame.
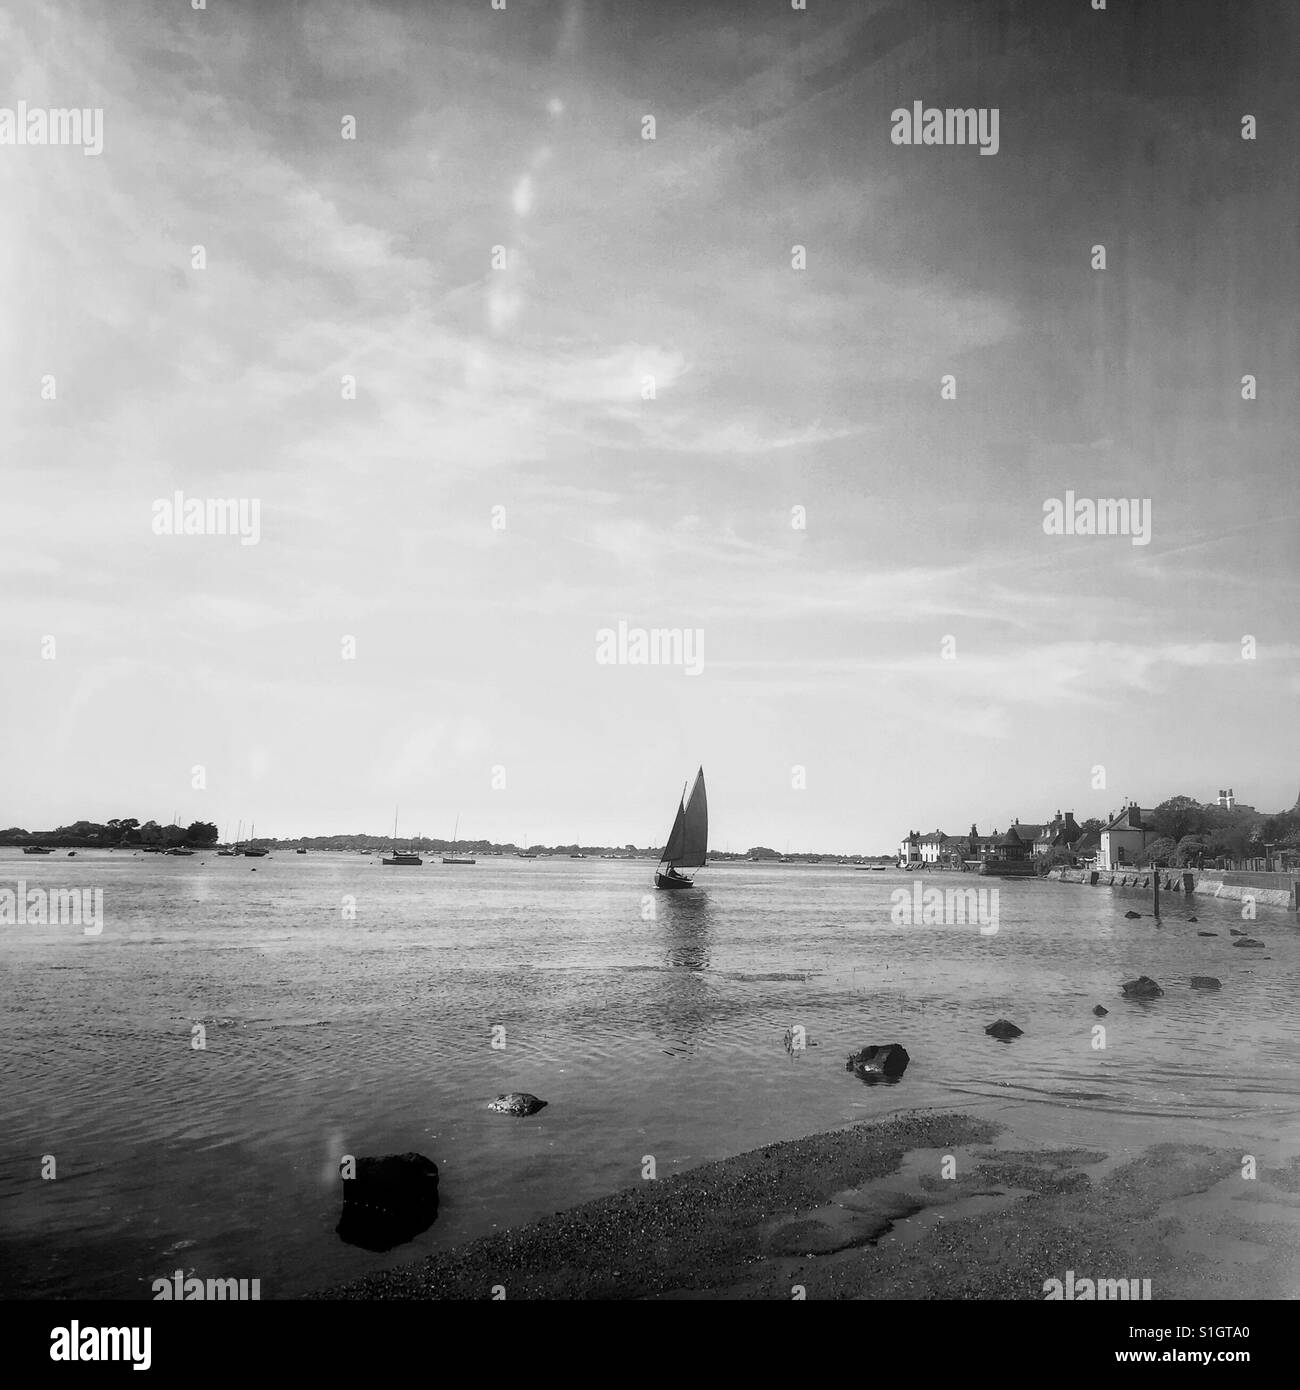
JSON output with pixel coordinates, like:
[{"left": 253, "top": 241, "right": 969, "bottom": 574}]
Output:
[{"left": 2, "top": 0, "right": 1297, "bottom": 852}]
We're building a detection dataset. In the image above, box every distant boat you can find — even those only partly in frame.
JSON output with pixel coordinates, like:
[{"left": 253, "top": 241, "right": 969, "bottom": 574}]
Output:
[
  {"left": 383, "top": 808, "right": 422, "bottom": 866},
  {"left": 296, "top": 847, "right": 307, "bottom": 854},
  {"left": 22, "top": 846, "right": 53, "bottom": 855},
  {"left": 219, "top": 822, "right": 240, "bottom": 856},
  {"left": 516, "top": 833, "right": 537, "bottom": 859},
  {"left": 442, "top": 815, "right": 475, "bottom": 865},
  {"left": 241, "top": 821, "right": 269, "bottom": 858},
  {"left": 67, "top": 851, "right": 76, "bottom": 857},
  {"left": 654, "top": 766, "right": 707, "bottom": 891},
  {"left": 166, "top": 847, "right": 194, "bottom": 856}
]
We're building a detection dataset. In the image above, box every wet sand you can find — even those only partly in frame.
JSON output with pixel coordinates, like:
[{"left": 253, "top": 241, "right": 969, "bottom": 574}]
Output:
[{"left": 316, "top": 1110, "right": 1300, "bottom": 1300}]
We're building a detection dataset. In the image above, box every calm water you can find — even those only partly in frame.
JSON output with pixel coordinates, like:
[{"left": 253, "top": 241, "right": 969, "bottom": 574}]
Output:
[{"left": 2, "top": 850, "right": 1297, "bottom": 1298}]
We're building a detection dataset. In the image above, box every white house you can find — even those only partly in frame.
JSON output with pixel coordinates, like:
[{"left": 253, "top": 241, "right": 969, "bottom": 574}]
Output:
[
  {"left": 917, "top": 829, "right": 947, "bottom": 864},
  {"left": 1098, "top": 804, "right": 1157, "bottom": 870}
]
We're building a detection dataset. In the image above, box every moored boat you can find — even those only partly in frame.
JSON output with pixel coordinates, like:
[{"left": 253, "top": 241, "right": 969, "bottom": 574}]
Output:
[
  {"left": 22, "top": 845, "right": 53, "bottom": 854},
  {"left": 241, "top": 822, "right": 268, "bottom": 857},
  {"left": 442, "top": 815, "right": 475, "bottom": 865},
  {"left": 383, "top": 808, "right": 422, "bottom": 866}
]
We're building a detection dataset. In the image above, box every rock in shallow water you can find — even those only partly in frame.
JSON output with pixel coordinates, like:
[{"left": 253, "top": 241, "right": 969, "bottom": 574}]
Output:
[
  {"left": 845, "top": 1044, "right": 910, "bottom": 1082},
  {"left": 1123, "top": 911, "right": 1142, "bottom": 919},
  {"left": 984, "top": 1019, "right": 1023, "bottom": 1039},
  {"left": 1232, "top": 937, "right": 1264, "bottom": 949},
  {"left": 336, "top": 1151, "right": 439, "bottom": 1252},
  {"left": 1121, "top": 975, "right": 1164, "bottom": 998},
  {"left": 1196, "top": 931, "right": 1217, "bottom": 937},
  {"left": 489, "top": 1092, "right": 548, "bottom": 1116},
  {"left": 1189, "top": 976, "right": 1221, "bottom": 990},
  {"left": 1092, "top": 1005, "right": 1108, "bottom": 1017}
]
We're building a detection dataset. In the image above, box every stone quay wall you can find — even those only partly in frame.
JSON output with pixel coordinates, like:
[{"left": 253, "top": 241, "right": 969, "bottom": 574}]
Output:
[{"left": 1047, "top": 865, "right": 1298, "bottom": 909}]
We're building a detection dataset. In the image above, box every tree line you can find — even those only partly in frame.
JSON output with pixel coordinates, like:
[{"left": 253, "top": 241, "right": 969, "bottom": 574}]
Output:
[{"left": 0, "top": 819, "right": 220, "bottom": 848}]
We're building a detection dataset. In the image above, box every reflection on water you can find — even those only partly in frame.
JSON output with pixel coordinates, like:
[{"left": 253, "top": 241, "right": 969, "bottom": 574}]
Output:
[
  {"left": 0, "top": 853, "right": 1297, "bottom": 1298},
  {"left": 656, "top": 887, "right": 716, "bottom": 970}
]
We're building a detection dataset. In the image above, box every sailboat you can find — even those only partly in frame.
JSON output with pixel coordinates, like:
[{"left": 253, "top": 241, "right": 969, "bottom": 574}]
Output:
[
  {"left": 442, "top": 815, "right": 475, "bottom": 865},
  {"left": 383, "top": 809, "right": 422, "bottom": 865},
  {"left": 242, "top": 822, "right": 269, "bottom": 857},
  {"left": 655, "top": 767, "right": 707, "bottom": 890},
  {"left": 218, "top": 821, "right": 238, "bottom": 856},
  {"left": 516, "top": 833, "right": 537, "bottom": 859}
]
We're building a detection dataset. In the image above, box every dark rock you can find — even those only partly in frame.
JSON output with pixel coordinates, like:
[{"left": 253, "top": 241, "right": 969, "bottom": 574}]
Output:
[
  {"left": 1229, "top": 928, "right": 1247, "bottom": 936},
  {"left": 488, "top": 1092, "right": 548, "bottom": 1115},
  {"left": 1092, "top": 1005, "right": 1108, "bottom": 1017},
  {"left": 1232, "top": 938, "right": 1264, "bottom": 949},
  {"left": 1187, "top": 916, "right": 1198, "bottom": 923},
  {"left": 1189, "top": 976, "right": 1221, "bottom": 990},
  {"left": 1123, "top": 911, "right": 1141, "bottom": 919},
  {"left": 1196, "top": 931, "right": 1217, "bottom": 937},
  {"left": 337, "top": 1151, "right": 439, "bottom": 1251},
  {"left": 1121, "top": 975, "right": 1164, "bottom": 998},
  {"left": 984, "top": 1019, "right": 1023, "bottom": 1040},
  {"left": 845, "top": 1043, "right": 910, "bottom": 1083}
]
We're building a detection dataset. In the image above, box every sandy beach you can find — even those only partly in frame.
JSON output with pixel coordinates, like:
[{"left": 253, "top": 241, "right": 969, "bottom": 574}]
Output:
[{"left": 316, "top": 1109, "right": 1300, "bottom": 1300}]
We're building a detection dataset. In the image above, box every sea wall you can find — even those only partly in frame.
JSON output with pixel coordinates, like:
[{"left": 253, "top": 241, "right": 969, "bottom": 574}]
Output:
[{"left": 1047, "top": 865, "right": 1298, "bottom": 909}]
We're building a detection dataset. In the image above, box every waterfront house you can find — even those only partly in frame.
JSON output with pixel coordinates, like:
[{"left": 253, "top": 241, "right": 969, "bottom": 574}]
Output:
[
  {"left": 1006, "top": 818, "right": 1046, "bottom": 849},
  {"left": 995, "top": 824, "right": 1033, "bottom": 861},
  {"left": 964, "top": 824, "right": 1002, "bottom": 865},
  {"left": 1034, "top": 809, "right": 1082, "bottom": 858},
  {"left": 1098, "top": 803, "right": 1157, "bottom": 870},
  {"left": 898, "top": 829, "right": 922, "bottom": 866},
  {"left": 1070, "top": 831, "right": 1101, "bottom": 868},
  {"left": 918, "top": 829, "right": 948, "bottom": 864}
]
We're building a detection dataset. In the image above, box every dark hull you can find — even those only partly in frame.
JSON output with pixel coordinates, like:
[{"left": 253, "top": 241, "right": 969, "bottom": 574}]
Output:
[
  {"left": 655, "top": 869, "right": 695, "bottom": 890},
  {"left": 442, "top": 857, "right": 476, "bottom": 865},
  {"left": 383, "top": 856, "right": 422, "bottom": 866}
]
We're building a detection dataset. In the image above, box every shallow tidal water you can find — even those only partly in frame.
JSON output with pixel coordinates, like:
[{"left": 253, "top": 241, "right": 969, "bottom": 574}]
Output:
[{"left": 1, "top": 850, "right": 1297, "bottom": 1299}]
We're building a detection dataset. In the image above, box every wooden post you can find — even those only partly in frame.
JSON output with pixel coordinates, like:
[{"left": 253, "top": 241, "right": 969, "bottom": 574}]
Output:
[{"left": 1153, "top": 862, "right": 1160, "bottom": 916}]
